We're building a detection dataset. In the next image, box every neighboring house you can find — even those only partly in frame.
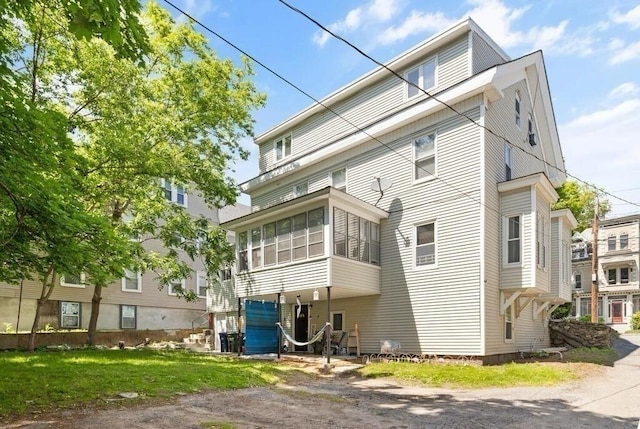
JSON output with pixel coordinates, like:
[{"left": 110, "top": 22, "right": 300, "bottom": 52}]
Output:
[
  {"left": 0, "top": 187, "right": 244, "bottom": 333},
  {"left": 572, "top": 215, "right": 640, "bottom": 331},
  {"left": 218, "top": 18, "right": 575, "bottom": 360}
]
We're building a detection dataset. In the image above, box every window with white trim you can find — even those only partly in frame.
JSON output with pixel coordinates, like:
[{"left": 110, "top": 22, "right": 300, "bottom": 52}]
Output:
[
  {"left": 505, "top": 305, "right": 513, "bottom": 341},
  {"left": 121, "top": 269, "right": 142, "bottom": 292},
  {"left": 331, "top": 311, "right": 345, "bottom": 331},
  {"left": 307, "top": 208, "right": 324, "bottom": 257},
  {"left": 161, "top": 179, "right": 187, "bottom": 207},
  {"left": 168, "top": 279, "right": 185, "bottom": 296},
  {"left": 331, "top": 168, "right": 346, "bottom": 191},
  {"left": 414, "top": 133, "right": 436, "bottom": 181},
  {"left": 292, "top": 213, "right": 307, "bottom": 260},
  {"left": 196, "top": 271, "right": 208, "bottom": 298},
  {"left": 220, "top": 265, "right": 232, "bottom": 282},
  {"left": 60, "top": 301, "right": 80, "bottom": 329},
  {"left": 61, "top": 273, "right": 85, "bottom": 288},
  {"left": 506, "top": 215, "right": 521, "bottom": 264},
  {"left": 263, "top": 223, "right": 276, "bottom": 266},
  {"left": 251, "top": 228, "right": 262, "bottom": 269},
  {"left": 608, "top": 234, "right": 616, "bottom": 251},
  {"left": 371, "top": 223, "right": 380, "bottom": 265},
  {"left": 607, "top": 267, "right": 631, "bottom": 285},
  {"left": 406, "top": 57, "right": 436, "bottom": 98},
  {"left": 238, "top": 231, "right": 248, "bottom": 271},
  {"left": 608, "top": 268, "right": 617, "bottom": 285},
  {"left": 333, "top": 207, "right": 379, "bottom": 266},
  {"left": 515, "top": 91, "right": 521, "bottom": 128},
  {"left": 277, "top": 218, "right": 292, "bottom": 264},
  {"left": 504, "top": 143, "right": 512, "bottom": 181},
  {"left": 574, "top": 272, "right": 582, "bottom": 289},
  {"left": 120, "top": 305, "right": 136, "bottom": 329},
  {"left": 415, "top": 222, "right": 435, "bottom": 266},
  {"left": 275, "top": 135, "right": 292, "bottom": 161},
  {"left": 621, "top": 267, "right": 630, "bottom": 284},
  {"left": 293, "top": 182, "right": 308, "bottom": 197}
]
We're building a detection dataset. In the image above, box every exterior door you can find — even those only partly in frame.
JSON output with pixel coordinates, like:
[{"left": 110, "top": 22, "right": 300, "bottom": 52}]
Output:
[
  {"left": 611, "top": 301, "right": 623, "bottom": 323},
  {"left": 294, "top": 304, "right": 309, "bottom": 352}
]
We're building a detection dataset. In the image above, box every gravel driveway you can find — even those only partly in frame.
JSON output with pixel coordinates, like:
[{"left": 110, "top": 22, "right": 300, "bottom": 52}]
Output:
[{"left": 7, "top": 334, "right": 640, "bottom": 429}]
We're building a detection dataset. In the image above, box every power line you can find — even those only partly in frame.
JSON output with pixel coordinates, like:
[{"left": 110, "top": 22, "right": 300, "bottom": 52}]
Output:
[
  {"left": 161, "top": 0, "right": 486, "bottom": 210},
  {"left": 276, "top": 0, "right": 640, "bottom": 212}
]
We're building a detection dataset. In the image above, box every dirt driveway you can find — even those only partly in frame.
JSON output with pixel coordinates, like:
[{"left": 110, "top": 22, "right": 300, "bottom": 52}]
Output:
[{"left": 6, "top": 335, "right": 640, "bottom": 429}]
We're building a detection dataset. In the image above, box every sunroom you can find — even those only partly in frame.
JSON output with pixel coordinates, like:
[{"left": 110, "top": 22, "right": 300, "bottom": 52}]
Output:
[{"left": 220, "top": 187, "right": 389, "bottom": 304}]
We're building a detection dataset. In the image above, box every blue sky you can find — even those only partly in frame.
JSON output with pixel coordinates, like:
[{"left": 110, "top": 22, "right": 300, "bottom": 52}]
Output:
[{"left": 166, "top": 0, "right": 640, "bottom": 217}]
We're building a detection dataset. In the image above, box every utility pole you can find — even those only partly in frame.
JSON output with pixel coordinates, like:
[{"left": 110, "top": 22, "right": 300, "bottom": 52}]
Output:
[{"left": 591, "top": 197, "right": 599, "bottom": 323}]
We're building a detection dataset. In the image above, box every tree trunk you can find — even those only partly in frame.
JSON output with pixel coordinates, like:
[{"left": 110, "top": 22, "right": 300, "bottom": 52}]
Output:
[
  {"left": 86, "top": 285, "right": 103, "bottom": 346},
  {"left": 27, "top": 298, "right": 45, "bottom": 352}
]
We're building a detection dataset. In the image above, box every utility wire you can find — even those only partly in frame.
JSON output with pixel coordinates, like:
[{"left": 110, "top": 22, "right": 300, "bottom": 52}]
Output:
[{"left": 277, "top": 0, "right": 640, "bottom": 211}]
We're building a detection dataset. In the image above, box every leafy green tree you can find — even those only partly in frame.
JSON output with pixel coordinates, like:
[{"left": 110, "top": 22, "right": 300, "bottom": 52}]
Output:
[
  {"left": 553, "top": 181, "right": 610, "bottom": 231},
  {"left": 53, "top": 2, "right": 265, "bottom": 344}
]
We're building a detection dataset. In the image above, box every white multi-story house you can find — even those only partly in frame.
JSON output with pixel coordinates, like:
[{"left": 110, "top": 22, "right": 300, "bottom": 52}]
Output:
[
  {"left": 0, "top": 188, "right": 240, "bottom": 333},
  {"left": 572, "top": 215, "right": 640, "bottom": 331},
  {"left": 219, "top": 18, "right": 575, "bottom": 360}
]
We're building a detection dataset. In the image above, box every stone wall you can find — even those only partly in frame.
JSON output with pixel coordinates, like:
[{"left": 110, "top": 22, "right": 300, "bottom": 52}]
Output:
[
  {"left": 0, "top": 329, "right": 194, "bottom": 350},
  {"left": 549, "top": 320, "right": 619, "bottom": 348}
]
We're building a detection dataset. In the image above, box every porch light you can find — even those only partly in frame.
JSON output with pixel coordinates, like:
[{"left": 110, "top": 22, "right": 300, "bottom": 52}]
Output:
[
  {"left": 279, "top": 294, "right": 286, "bottom": 304},
  {"left": 313, "top": 289, "right": 319, "bottom": 301}
]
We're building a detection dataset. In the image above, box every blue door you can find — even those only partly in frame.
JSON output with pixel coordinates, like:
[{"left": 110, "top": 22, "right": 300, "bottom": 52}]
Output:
[{"left": 244, "top": 300, "right": 278, "bottom": 355}]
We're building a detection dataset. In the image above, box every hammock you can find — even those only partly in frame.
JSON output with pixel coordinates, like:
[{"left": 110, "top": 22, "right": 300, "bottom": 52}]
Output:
[{"left": 275, "top": 322, "right": 331, "bottom": 347}]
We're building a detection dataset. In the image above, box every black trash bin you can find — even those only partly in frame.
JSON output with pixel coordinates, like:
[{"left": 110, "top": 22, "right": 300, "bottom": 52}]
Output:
[
  {"left": 227, "top": 333, "right": 237, "bottom": 353},
  {"left": 219, "top": 332, "right": 229, "bottom": 352}
]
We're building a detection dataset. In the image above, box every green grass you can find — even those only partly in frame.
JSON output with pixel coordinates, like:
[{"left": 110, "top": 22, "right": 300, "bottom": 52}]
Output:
[
  {"left": 563, "top": 347, "right": 618, "bottom": 366},
  {"left": 357, "top": 362, "right": 579, "bottom": 388},
  {"left": 0, "top": 349, "right": 288, "bottom": 418}
]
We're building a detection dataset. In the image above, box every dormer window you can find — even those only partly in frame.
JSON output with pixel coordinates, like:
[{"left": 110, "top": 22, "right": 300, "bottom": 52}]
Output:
[
  {"left": 275, "top": 135, "right": 292, "bottom": 161},
  {"left": 406, "top": 57, "right": 436, "bottom": 98}
]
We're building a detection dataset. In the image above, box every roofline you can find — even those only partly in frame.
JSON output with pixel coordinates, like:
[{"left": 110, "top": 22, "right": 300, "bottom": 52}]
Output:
[
  {"left": 498, "top": 172, "right": 559, "bottom": 203},
  {"left": 220, "top": 186, "right": 389, "bottom": 230},
  {"left": 255, "top": 17, "right": 509, "bottom": 145},
  {"left": 551, "top": 208, "right": 578, "bottom": 229}
]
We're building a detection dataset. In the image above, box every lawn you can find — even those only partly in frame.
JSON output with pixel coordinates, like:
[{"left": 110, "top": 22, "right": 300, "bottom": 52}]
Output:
[
  {"left": 0, "top": 348, "right": 287, "bottom": 418},
  {"left": 357, "top": 361, "right": 580, "bottom": 388}
]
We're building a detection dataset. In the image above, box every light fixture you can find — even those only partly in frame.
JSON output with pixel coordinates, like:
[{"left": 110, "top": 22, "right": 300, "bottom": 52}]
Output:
[
  {"left": 313, "top": 289, "right": 319, "bottom": 301},
  {"left": 279, "top": 294, "right": 286, "bottom": 304}
]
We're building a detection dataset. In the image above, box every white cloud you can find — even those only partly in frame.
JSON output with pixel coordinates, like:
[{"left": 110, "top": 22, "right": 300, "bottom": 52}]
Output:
[
  {"left": 560, "top": 99, "right": 640, "bottom": 215},
  {"left": 464, "top": 0, "right": 529, "bottom": 48},
  {"left": 610, "top": 40, "right": 640, "bottom": 65},
  {"left": 608, "top": 38, "right": 625, "bottom": 50},
  {"left": 179, "top": 0, "right": 216, "bottom": 21},
  {"left": 608, "top": 82, "right": 640, "bottom": 99},
  {"left": 313, "top": 0, "right": 401, "bottom": 47},
  {"left": 610, "top": 5, "right": 640, "bottom": 29},
  {"left": 377, "top": 10, "right": 456, "bottom": 46}
]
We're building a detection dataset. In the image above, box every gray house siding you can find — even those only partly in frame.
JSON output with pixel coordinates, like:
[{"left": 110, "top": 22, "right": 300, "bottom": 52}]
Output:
[
  {"left": 472, "top": 31, "right": 506, "bottom": 74},
  {"left": 256, "top": 36, "right": 471, "bottom": 175}
]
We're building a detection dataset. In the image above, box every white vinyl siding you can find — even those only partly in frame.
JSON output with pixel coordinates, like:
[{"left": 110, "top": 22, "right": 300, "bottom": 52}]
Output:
[
  {"left": 413, "top": 133, "right": 436, "bottom": 182},
  {"left": 257, "top": 37, "right": 470, "bottom": 174},
  {"left": 406, "top": 57, "right": 436, "bottom": 98},
  {"left": 471, "top": 31, "right": 507, "bottom": 74},
  {"left": 235, "top": 259, "right": 329, "bottom": 297}
]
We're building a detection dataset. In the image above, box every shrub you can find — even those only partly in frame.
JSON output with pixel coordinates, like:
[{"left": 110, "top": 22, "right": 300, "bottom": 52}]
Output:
[
  {"left": 631, "top": 311, "right": 640, "bottom": 330},
  {"left": 551, "top": 303, "right": 572, "bottom": 319},
  {"left": 578, "top": 315, "right": 604, "bottom": 323}
]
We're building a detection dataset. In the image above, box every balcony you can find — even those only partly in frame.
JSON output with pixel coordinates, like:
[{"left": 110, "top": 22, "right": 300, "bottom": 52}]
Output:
[{"left": 221, "top": 187, "right": 389, "bottom": 301}]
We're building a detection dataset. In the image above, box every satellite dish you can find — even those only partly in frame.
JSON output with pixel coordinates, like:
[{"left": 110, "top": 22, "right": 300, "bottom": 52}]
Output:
[
  {"left": 370, "top": 177, "right": 393, "bottom": 192},
  {"left": 370, "top": 177, "right": 393, "bottom": 207}
]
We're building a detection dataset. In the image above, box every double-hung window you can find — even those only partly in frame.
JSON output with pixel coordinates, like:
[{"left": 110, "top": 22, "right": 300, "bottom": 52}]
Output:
[
  {"left": 238, "top": 231, "right": 249, "bottom": 271},
  {"left": 292, "top": 213, "right": 307, "bottom": 260},
  {"left": 621, "top": 267, "right": 630, "bottom": 284},
  {"left": 414, "top": 133, "right": 436, "bottom": 181},
  {"left": 60, "top": 301, "right": 81, "bottom": 329},
  {"left": 415, "top": 222, "right": 435, "bottom": 266},
  {"left": 506, "top": 215, "right": 521, "bottom": 264},
  {"left": 122, "top": 269, "right": 142, "bottom": 292},
  {"left": 251, "top": 228, "right": 262, "bottom": 269},
  {"left": 275, "top": 135, "right": 292, "bottom": 161},
  {"left": 620, "top": 233, "right": 629, "bottom": 249},
  {"left": 504, "top": 143, "right": 512, "bottom": 181},
  {"left": 608, "top": 235, "right": 616, "bottom": 251},
  {"left": 574, "top": 272, "right": 582, "bottom": 289},
  {"left": 263, "top": 223, "right": 276, "bottom": 266},
  {"left": 161, "top": 179, "right": 187, "bottom": 207},
  {"left": 406, "top": 57, "right": 436, "bottom": 98},
  {"left": 347, "top": 213, "right": 359, "bottom": 260},
  {"left": 333, "top": 208, "right": 347, "bottom": 257},
  {"left": 61, "top": 272, "right": 85, "bottom": 288},
  {"left": 196, "top": 271, "right": 208, "bottom": 298},
  {"left": 307, "top": 208, "right": 324, "bottom": 257},
  {"left": 608, "top": 269, "right": 617, "bottom": 285},
  {"left": 120, "top": 305, "right": 136, "bottom": 329},
  {"left": 277, "top": 218, "right": 292, "bottom": 264},
  {"left": 168, "top": 279, "right": 185, "bottom": 296},
  {"left": 505, "top": 305, "right": 513, "bottom": 341},
  {"left": 536, "top": 213, "right": 546, "bottom": 268}
]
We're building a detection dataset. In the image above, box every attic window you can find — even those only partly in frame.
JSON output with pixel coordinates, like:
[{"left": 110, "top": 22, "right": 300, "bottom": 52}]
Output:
[
  {"left": 528, "top": 115, "right": 536, "bottom": 146},
  {"left": 275, "top": 135, "right": 292, "bottom": 161},
  {"left": 406, "top": 57, "right": 436, "bottom": 98}
]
